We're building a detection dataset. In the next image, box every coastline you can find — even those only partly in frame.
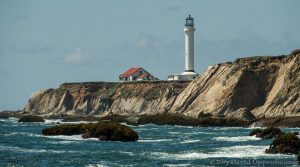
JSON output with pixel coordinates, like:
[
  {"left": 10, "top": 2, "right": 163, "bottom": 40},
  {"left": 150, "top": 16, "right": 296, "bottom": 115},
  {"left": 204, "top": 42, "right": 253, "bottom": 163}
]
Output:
[{"left": 3, "top": 111, "right": 300, "bottom": 128}]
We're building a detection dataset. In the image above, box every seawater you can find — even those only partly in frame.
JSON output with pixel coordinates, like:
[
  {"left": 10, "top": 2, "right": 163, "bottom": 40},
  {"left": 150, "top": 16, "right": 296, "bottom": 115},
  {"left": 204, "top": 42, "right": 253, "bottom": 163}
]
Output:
[{"left": 0, "top": 118, "right": 299, "bottom": 167}]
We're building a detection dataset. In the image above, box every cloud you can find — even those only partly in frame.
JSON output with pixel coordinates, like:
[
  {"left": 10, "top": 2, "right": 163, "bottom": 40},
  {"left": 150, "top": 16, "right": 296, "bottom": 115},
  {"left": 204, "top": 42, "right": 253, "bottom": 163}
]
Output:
[
  {"left": 64, "top": 48, "right": 93, "bottom": 63},
  {"left": 162, "top": 6, "right": 181, "bottom": 13}
]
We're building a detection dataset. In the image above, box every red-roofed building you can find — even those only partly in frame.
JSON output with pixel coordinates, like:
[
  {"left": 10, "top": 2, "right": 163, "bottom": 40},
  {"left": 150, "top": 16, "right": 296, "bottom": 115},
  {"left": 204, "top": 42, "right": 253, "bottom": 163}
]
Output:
[{"left": 119, "top": 67, "right": 158, "bottom": 82}]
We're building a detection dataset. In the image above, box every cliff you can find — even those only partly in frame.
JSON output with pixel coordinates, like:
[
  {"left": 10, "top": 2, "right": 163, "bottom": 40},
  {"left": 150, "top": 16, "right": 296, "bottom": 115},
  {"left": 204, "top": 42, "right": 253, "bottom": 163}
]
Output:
[{"left": 24, "top": 50, "right": 300, "bottom": 119}]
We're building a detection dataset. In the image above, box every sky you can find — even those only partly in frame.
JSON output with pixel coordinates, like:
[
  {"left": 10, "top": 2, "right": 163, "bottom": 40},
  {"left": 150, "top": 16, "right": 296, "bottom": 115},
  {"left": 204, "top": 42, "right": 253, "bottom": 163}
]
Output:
[{"left": 0, "top": 0, "right": 300, "bottom": 111}]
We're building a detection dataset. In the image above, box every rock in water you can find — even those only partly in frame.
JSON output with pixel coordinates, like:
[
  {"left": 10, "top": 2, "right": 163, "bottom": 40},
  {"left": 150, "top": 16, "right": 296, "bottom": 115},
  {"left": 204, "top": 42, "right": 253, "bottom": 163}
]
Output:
[
  {"left": 18, "top": 115, "right": 44, "bottom": 122},
  {"left": 265, "top": 133, "right": 300, "bottom": 154},
  {"left": 249, "top": 127, "right": 283, "bottom": 139},
  {"left": 42, "top": 121, "right": 138, "bottom": 142}
]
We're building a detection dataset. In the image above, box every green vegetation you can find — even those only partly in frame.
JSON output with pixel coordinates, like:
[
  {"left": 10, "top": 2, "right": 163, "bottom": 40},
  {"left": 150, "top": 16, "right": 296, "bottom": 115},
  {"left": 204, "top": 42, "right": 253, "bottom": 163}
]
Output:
[
  {"left": 107, "top": 84, "right": 119, "bottom": 97},
  {"left": 54, "top": 87, "right": 66, "bottom": 96},
  {"left": 144, "top": 89, "right": 160, "bottom": 101},
  {"left": 291, "top": 49, "right": 300, "bottom": 56}
]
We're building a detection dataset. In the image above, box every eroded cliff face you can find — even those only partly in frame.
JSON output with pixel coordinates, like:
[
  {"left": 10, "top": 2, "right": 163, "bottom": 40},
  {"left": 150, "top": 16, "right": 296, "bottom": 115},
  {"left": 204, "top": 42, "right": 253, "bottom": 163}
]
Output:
[
  {"left": 24, "top": 81, "right": 189, "bottom": 116},
  {"left": 24, "top": 51, "right": 300, "bottom": 119}
]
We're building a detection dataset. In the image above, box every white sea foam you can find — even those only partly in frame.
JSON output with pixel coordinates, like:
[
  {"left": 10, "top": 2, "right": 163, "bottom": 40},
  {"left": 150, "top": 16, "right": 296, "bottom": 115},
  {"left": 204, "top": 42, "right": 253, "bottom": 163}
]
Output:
[
  {"left": 174, "top": 125, "right": 194, "bottom": 128},
  {"left": 169, "top": 132, "right": 179, "bottom": 134},
  {"left": 86, "top": 164, "right": 108, "bottom": 167},
  {"left": 47, "top": 140, "right": 78, "bottom": 144},
  {"left": 212, "top": 127, "right": 243, "bottom": 131},
  {"left": 138, "top": 139, "right": 173, "bottom": 143},
  {"left": 0, "top": 145, "right": 77, "bottom": 154},
  {"left": 118, "top": 151, "right": 135, "bottom": 156},
  {"left": 147, "top": 145, "right": 293, "bottom": 160},
  {"left": 44, "top": 135, "right": 98, "bottom": 141},
  {"left": 214, "top": 136, "right": 260, "bottom": 142},
  {"left": 163, "top": 164, "right": 192, "bottom": 167},
  {"left": 3, "top": 132, "right": 43, "bottom": 137},
  {"left": 180, "top": 139, "right": 201, "bottom": 144},
  {"left": 44, "top": 119, "right": 63, "bottom": 124}
]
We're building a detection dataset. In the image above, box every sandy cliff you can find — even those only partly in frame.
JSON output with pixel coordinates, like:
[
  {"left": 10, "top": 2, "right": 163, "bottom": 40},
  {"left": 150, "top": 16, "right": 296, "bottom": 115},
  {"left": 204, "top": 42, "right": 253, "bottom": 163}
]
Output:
[{"left": 24, "top": 50, "right": 300, "bottom": 119}]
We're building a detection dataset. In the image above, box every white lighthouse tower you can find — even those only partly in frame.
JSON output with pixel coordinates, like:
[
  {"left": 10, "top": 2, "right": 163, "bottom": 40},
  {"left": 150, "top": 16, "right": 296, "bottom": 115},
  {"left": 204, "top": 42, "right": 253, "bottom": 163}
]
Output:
[{"left": 168, "top": 15, "right": 199, "bottom": 81}]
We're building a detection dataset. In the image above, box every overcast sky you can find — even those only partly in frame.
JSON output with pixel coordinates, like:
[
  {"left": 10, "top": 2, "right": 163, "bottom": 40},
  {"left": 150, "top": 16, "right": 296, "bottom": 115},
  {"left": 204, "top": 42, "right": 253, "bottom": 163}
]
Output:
[{"left": 1, "top": 0, "right": 299, "bottom": 111}]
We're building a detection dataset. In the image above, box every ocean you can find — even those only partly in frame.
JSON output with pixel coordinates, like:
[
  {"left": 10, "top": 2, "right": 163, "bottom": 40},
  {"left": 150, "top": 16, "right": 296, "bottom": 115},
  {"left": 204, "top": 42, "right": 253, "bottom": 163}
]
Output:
[{"left": 0, "top": 118, "right": 298, "bottom": 167}]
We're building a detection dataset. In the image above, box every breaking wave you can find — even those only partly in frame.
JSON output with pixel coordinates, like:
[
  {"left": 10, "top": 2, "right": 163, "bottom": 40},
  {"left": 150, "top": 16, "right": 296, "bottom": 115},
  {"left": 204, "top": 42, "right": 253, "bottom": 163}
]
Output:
[
  {"left": 0, "top": 145, "right": 77, "bottom": 154},
  {"left": 138, "top": 139, "right": 173, "bottom": 143},
  {"left": 214, "top": 136, "right": 260, "bottom": 142},
  {"left": 180, "top": 139, "right": 201, "bottom": 144},
  {"left": 146, "top": 145, "right": 292, "bottom": 160}
]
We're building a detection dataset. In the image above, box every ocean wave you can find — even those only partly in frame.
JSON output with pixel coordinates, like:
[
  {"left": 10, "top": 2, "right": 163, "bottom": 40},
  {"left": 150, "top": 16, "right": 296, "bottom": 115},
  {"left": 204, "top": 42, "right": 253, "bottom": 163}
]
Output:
[
  {"left": 3, "top": 132, "right": 43, "bottom": 137},
  {"left": 0, "top": 145, "right": 77, "bottom": 154},
  {"left": 86, "top": 165, "right": 106, "bottom": 167},
  {"left": 212, "top": 127, "right": 244, "bottom": 131},
  {"left": 47, "top": 140, "right": 78, "bottom": 144},
  {"left": 183, "top": 131, "right": 214, "bottom": 135},
  {"left": 180, "top": 139, "right": 201, "bottom": 144},
  {"left": 163, "top": 164, "right": 192, "bottom": 167},
  {"left": 147, "top": 145, "right": 292, "bottom": 160},
  {"left": 0, "top": 117, "right": 18, "bottom": 123},
  {"left": 44, "top": 119, "right": 63, "bottom": 124},
  {"left": 138, "top": 139, "right": 173, "bottom": 143},
  {"left": 44, "top": 135, "right": 98, "bottom": 141},
  {"left": 214, "top": 136, "right": 260, "bottom": 142}
]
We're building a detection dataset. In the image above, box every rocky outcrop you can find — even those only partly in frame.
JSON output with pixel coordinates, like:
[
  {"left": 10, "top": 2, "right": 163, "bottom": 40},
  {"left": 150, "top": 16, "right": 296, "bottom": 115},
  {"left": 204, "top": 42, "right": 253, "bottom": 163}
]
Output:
[
  {"left": 265, "top": 133, "right": 300, "bottom": 154},
  {"left": 42, "top": 121, "right": 139, "bottom": 142},
  {"left": 249, "top": 127, "right": 283, "bottom": 139},
  {"left": 23, "top": 50, "right": 300, "bottom": 119},
  {"left": 18, "top": 115, "right": 45, "bottom": 122}
]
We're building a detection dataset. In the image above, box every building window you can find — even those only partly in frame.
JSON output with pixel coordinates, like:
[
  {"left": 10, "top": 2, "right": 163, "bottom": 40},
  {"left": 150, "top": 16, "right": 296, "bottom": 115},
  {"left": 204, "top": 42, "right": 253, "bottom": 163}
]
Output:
[{"left": 139, "top": 71, "right": 143, "bottom": 74}]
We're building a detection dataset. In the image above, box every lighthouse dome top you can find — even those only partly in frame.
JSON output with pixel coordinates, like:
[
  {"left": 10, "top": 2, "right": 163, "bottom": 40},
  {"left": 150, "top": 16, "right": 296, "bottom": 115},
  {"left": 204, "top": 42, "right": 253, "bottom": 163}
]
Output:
[{"left": 185, "top": 15, "right": 194, "bottom": 26}]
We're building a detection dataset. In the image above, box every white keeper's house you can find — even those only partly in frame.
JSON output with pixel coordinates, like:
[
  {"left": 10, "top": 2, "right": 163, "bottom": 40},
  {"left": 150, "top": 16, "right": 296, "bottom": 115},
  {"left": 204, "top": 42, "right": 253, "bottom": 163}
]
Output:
[{"left": 119, "top": 67, "right": 158, "bottom": 82}]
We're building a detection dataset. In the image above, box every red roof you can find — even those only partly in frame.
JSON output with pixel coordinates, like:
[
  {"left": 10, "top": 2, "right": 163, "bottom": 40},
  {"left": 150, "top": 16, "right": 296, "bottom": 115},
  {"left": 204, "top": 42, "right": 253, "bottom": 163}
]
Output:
[{"left": 120, "top": 67, "right": 141, "bottom": 77}]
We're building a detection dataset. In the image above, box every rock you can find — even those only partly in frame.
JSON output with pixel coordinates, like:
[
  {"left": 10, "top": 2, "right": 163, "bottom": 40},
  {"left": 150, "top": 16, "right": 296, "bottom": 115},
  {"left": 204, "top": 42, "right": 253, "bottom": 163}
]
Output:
[
  {"left": 249, "top": 127, "right": 283, "bottom": 139},
  {"left": 135, "top": 114, "right": 250, "bottom": 127},
  {"left": 0, "top": 112, "right": 9, "bottom": 119},
  {"left": 250, "top": 116, "right": 300, "bottom": 128},
  {"left": 225, "top": 108, "right": 256, "bottom": 121},
  {"left": 265, "top": 133, "right": 300, "bottom": 154},
  {"left": 18, "top": 115, "right": 44, "bottom": 122},
  {"left": 82, "top": 130, "right": 91, "bottom": 139},
  {"left": 43, "top": 124, "right": 84, "bottom": 136},
  {"left": 42, "top": 121, "right": 138, "bottom": 142},
  {"left": 98, "top": 135, "right": 108, "bottom": 141}
]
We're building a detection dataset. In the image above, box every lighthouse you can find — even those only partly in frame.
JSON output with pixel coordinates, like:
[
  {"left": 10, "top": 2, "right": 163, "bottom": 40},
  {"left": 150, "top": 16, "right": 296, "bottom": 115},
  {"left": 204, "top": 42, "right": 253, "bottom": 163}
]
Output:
[
  {"left": 168, "top": 15, "right": 199, "bottom": 81},
  {"left": 184, "top": 15, "right": 195, "bottom": 73}
]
